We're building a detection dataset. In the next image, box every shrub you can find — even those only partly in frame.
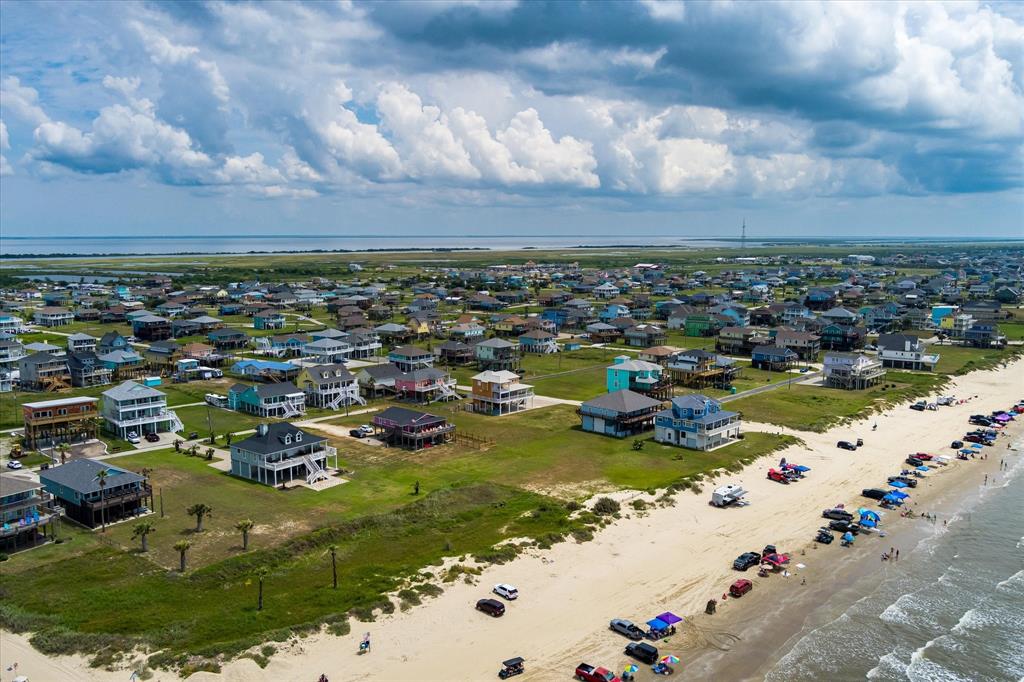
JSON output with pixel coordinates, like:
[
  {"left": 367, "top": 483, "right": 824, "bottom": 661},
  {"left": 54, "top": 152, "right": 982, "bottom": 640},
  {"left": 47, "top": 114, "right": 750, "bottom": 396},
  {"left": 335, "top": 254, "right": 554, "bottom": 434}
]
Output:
[
  {"left": 631, "top": 499, "right": 647, "bottom": 511},
  {"left": 327, "top": 620, "right": 351, "bottom": 637},
  {"left": 570, "top": 527, "right": 594, "bottom": 543},
  {"left": 565, "top": 500, "right": 582, "bottom": 512},
  {"left": 414, "top": 583, "right": 444, "bottom": 598},
  {"left": 592, "top": 497, "right": 620, "bottom": 516}
]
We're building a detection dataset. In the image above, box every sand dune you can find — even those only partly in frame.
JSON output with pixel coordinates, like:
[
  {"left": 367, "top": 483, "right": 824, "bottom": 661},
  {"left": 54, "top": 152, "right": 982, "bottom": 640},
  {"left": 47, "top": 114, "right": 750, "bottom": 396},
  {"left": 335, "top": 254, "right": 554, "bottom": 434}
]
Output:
[{"left": 2, "top": 358, "right": 1021, "bottom": 682}]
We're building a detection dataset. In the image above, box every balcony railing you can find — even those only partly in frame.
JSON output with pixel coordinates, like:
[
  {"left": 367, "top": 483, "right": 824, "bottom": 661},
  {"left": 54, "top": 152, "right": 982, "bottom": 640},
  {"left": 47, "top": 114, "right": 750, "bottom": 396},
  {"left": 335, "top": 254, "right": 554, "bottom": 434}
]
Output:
[
  {"left": 82, "top": 483, "right": 152, "bottom": 510},
  {"left": 0, "top": 512, "right": 57, "bottom": 537}
]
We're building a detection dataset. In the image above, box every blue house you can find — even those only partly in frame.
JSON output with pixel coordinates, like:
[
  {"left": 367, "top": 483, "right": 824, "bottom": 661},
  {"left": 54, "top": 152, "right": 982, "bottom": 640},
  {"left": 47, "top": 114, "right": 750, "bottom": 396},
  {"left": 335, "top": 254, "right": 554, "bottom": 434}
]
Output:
[
  {"left": 578, "top": 389, "right": 665, "bottom": 438},
  {"left": 606, "top": 356, "right": 671, "bottom": 399},
  {"left": 599, "top": 304, "right": 631, "bottom": 322},
  {"left": 654, "top": 395, "right": 741, "bottom": 451}
]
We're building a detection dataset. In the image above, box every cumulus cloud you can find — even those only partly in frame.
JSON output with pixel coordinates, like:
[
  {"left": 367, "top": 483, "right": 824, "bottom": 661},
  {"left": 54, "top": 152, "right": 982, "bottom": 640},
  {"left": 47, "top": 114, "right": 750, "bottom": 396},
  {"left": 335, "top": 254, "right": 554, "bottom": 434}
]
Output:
[
  {"left": 0, "top": 120, "right": 12, "bottom": 175},
  {"left": 1, "top": 76, "right": 50, "bottom": 126},
  {"left": 1, "top": 0, "right": 1020, "bottom": 206}
]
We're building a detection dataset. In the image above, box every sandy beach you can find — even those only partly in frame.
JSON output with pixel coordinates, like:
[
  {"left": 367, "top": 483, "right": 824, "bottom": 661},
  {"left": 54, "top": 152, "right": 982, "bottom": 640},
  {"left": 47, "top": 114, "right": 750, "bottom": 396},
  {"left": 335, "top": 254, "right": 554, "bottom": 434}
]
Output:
[{"left": 2, "top": 358, "right": 1021, "bottom": 682}]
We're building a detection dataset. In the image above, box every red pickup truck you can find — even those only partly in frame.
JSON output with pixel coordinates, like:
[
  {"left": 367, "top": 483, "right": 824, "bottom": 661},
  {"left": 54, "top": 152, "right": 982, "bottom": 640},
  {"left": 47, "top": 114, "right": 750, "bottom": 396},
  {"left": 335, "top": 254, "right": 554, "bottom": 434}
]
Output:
[{"left": 575, "top": 663, "right": 620, "bottom": 682}]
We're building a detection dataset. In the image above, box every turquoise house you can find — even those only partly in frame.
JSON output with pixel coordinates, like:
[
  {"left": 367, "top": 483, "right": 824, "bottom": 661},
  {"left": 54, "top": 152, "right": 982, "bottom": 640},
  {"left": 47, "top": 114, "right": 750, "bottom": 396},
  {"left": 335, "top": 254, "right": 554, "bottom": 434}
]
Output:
[{"left": 605, "top": 356, "right": 671, "bottom": 399}]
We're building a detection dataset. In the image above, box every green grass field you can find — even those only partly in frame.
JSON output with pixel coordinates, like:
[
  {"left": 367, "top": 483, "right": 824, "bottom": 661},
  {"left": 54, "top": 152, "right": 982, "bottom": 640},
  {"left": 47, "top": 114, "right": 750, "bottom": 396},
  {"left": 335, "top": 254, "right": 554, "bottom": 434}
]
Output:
[
  {"left": 0, "top": 405, "right": 794, "bottom": 664},
  {"left": 932, "top": 344, "right": 1021, "bottom": 375},
  {"left": 726, "top": 371, "right": 948, "bottom": 431}
]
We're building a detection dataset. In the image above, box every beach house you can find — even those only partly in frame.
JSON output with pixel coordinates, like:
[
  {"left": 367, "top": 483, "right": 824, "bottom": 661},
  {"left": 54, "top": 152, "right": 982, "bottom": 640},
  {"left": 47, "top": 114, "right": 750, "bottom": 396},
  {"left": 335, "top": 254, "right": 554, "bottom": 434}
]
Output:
[
  {"left": 823, "top": 353, "right": 886, "bottom": 390},
  {"left": 229, "top": 423, "right": 336, "bottom": 487},
  {"left": 228, "top": 382, "right": 306, "bottom": 418},
  {"left": 606, "top": 356, "right": 672, "bottom": 400},
  {"left": 101, "top": 381, "right": 182, "bottom": 439},
  {"left": 471, "top": 337, "right": 517, "bottom": 371},
  {"left": 1, "top": 473, "right": 62, "bottom": 550},
  {"left": 40, "top": 459, "right": 152, "bottom": 528},
  {"left": 666, "top": 349, "right": 738, "bottom": 389},
  {"left": 18, "top": 352, "right": 71, "bottom": 391},
  {"left": 876, "top": 333, "right": 940, "bottom": 371},
  {"left": 470, "top": 370, "right": 534, "bottom": 415},
  {"left": 578, "top": 389, "right": 665, "bottom": 438},
  {"left": 371, "top": 406, "right": 455, "bottom": 450},
  {"left": 303, "top": 337, "right": 352, "bottom": 365},
  {"left": 22, "top": 396, "right": 99, "bottom": 448},
  {"left": 67, "top": 351, "right": 113, "bottom": 387},
  {"left": 751, "top": 345, "right": 798, "bottom": 371},
  {"left": 66, "top": 333, "right": 97, "bottom": 354},
  {"left": 33, "top": 306, "right": 74, "bottom": 327},
  {"left": 518, "top": 329, "right": 558, "bottom": 354},
  {"left": 395, "top": 368, "right": 459, "bottom": 403},
  {"left": 297, "top": 364, "right": 363, "bottom": 409},
  {"left": 654, "top": 395, "right": 741, "bottom": 451}
]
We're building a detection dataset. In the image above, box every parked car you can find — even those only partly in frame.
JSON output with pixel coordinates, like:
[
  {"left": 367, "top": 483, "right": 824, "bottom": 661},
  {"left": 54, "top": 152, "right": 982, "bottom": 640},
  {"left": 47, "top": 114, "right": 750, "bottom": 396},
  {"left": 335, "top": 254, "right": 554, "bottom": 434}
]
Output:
[
  {"left": 829, "top": 519, "right": 861, "bottom": 534},
  {"left": 862, "top": 488, "right": 889, "bottom": 500},
  {"left": 145, "top": 432, "right": 160, "bottom": 443},
  {"left": 766, "top": 468, "right": 790, "bottom": 484},
  {"left": 910, "top": 401, "right": 927, "bottom": 411},
  {"left": 357, "top": 424, "right": 374, "bottom": 436},
  {"left": 476, "top": 598, "right": 505, "bottom": 617},
  {"left": 732, "top": 551, "right": 761, "bottom": 571},
  {"left": 126, "top": 431, "right": 141, "bottom": 444},
  {"left": 951, "top": 440, "right": 963, "bottom": 449},
  {"left": 349, "top": 429, "right": 367, "bottom": 439},
  {"left": 6, "top": 460, "right": 23, "bottom": 470},
  {"left": 962, "top": 434, "right": 985, "bottom": 444},
  {"left": 624, "top": 642, "right": 659, "bottom": 664},
  {"left": 815, "top": 527, "right": 835, "bottom": 544},
  {"left": 888, "top": 475, "right": 918, "bottom": 488},
  {"left": 575, "top": 663, "right": 619, "bottom": 682},
  {"left": 729, "top": 579, "right": 753, "bottom": 598},
  {"left": 911, "top": 452, "right": 934, "bottom": 461},
  {"left": 822, "top": 508, "right": 854, "bottom": 521},
  {"left": 906, "top": 456, "right": 924, "bottom": 466},
  {"left": 837, "top": 441, "right": 857, "bottom": 451},
  {"left": 493, "top": 584, "right": 518, "bottom": 600},
  {"left": 609, "top": 619, "right": 644, "bottom": 641}
]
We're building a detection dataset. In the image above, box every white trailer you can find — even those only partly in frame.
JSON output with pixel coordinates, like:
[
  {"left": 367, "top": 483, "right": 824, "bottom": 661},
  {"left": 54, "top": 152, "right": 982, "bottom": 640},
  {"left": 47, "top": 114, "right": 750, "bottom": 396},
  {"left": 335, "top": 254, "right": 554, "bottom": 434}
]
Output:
[{"left": 710, "top": 484, "right": 748, "bottom": 508}]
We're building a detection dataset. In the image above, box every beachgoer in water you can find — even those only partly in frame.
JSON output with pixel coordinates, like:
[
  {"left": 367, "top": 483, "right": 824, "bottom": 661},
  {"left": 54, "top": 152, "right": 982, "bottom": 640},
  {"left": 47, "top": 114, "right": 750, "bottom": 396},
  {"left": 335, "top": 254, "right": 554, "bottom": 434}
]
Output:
[{"left": 895, "top": 549, "right": 900, "bottom": 561}]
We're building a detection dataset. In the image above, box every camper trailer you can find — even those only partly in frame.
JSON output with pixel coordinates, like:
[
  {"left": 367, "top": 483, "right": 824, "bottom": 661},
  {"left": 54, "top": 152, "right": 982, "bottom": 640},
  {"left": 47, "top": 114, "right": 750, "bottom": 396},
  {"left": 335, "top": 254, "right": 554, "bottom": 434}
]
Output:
[{"left": 710, "top": 484, "right": 748, "bottom": 508}]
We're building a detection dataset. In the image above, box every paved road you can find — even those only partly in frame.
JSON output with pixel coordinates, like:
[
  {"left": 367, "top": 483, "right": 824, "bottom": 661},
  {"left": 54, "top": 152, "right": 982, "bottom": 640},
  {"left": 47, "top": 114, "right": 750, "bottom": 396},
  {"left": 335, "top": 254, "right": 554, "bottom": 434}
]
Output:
[{"left": 721, "top": 371, "right": 822, "bottom": 402}]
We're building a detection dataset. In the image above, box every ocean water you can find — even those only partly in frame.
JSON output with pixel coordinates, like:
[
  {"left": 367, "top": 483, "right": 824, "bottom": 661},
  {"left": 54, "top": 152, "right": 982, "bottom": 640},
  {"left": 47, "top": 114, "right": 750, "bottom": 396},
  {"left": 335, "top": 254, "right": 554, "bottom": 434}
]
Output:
[{"left": 763, "top": 444, "right": 1024, "bottom": 682}]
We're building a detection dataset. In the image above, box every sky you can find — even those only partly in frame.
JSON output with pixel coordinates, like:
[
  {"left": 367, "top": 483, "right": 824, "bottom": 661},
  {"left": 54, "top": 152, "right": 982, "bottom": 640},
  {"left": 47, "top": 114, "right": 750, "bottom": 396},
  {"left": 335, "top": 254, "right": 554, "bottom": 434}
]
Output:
[{"left": 1, "top": 0, "right": 1022, "bottom": 239}]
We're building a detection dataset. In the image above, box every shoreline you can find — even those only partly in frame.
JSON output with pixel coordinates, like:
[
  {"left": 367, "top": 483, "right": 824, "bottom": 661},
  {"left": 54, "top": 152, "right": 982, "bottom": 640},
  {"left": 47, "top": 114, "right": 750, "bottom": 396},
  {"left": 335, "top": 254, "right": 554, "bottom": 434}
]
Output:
[
  {"left": 680, "top": 420, "right": 1022, "bottom": 681},
  {"left": 1, "top": 358, "right": 1021, "bottom": 681}
]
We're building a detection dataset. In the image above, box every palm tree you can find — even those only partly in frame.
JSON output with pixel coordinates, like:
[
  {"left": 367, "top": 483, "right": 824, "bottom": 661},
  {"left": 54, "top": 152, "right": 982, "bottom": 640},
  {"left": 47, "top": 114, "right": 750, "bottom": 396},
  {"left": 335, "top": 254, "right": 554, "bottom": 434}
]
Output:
[
  {"left": 255, "top": 566, "right": 269, "bottom": 611},
  {"left": 173, "top": 539, "right": 191, "bottom": 572},
  {"left": 173, "top": 439, "right": 183, "bottom": 453},
  {"left": 188, "top": 444, "right": 200, "bottom": 457},
  {"left": 95, "top": 469, "right": 109, "bottom": 532},
  {"left": 235, "top": 518, "right": 254, "bottom": 551},
  {"left": 186, "top": 503, "right": 213, "bottom": 532},
  {"left": 131, "top": 520, "right": 156, "bottom": 552},
  {"left": 328, "top": 545, "right": 338, "bottom": 589}
]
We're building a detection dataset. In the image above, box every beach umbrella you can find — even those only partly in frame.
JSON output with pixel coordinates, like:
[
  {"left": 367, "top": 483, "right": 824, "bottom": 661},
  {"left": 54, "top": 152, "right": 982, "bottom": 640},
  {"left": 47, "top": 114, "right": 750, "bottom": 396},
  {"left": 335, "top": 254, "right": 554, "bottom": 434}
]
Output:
[
  {"left": 624, "top": 664, "right": 639, "bottom": 674},
  {"left": 646, "top": 617, "right": 669, "bottom": 631},
  {"left": 656, "top": 611, "right": 683, "bottom": 625},
  {"left": 843, "top": 531, "right": 854, "bottom": 543},
  {"left": 661, "top": 655, "right": 680, "bottom": 664}
]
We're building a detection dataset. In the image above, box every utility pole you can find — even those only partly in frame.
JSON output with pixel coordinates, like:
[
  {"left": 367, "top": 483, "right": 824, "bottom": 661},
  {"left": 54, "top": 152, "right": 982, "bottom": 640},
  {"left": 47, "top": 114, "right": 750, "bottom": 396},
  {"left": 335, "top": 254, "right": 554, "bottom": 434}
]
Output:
[{"left": 741, "top": 218, "right": 747, "bottom": 253}]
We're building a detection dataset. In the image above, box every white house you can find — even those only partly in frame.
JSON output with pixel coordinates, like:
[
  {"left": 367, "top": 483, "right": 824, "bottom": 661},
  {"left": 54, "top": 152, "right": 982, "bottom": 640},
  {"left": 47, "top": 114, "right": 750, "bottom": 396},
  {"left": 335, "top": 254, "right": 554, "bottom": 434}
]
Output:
[
  {"left": 876, "top": 333, "right": 940, "bottom": 371},
  {"left": 101, "top": 381, "right": 182, "bottom": 439}
]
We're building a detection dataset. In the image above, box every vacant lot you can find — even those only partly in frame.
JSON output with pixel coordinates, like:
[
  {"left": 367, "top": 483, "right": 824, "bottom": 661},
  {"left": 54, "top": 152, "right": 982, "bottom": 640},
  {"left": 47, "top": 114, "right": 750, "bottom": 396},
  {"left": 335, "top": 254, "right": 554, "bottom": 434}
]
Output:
[
  {"left": 932, "top": 344, "right": 1021, "bottom": 375},
  {"left": 727, "top": 371, "right": 948, "bottom": 431}
]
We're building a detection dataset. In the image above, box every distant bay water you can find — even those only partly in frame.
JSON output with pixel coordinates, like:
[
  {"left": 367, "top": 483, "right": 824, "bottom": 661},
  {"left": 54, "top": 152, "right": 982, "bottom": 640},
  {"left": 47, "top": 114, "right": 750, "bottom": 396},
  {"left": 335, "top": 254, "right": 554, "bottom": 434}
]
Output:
[
  {"left": 1, "top": 234, "right": 741, "bottom": 256},
  {"left": 1, "top": 233, "right": 1012, "bottom": 257}
]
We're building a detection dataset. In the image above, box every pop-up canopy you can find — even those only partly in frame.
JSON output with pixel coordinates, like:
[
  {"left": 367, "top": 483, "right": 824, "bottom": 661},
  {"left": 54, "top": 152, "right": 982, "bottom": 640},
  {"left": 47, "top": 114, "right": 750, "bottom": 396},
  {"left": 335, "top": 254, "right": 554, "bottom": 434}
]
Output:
[
  {"left": 646, "top": 618, "right": 669, "bottom": 631},
  {"left": 656, "top": 612, "right": 683, "bottom": 625}
]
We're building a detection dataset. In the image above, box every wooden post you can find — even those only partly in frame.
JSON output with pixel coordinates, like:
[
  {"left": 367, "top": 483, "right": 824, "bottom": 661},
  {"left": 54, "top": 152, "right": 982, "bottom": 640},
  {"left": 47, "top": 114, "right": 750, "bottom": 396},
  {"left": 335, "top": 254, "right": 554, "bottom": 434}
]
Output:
[{"left": 159, "top": 488, "right": 164, "bottom": 518}]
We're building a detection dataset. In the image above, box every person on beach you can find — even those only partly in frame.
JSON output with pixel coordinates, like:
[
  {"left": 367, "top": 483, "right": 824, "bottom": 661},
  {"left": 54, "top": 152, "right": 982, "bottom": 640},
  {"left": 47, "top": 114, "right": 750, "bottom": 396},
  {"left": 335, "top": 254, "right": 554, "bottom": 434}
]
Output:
[
  {"left": 895, "top": 549, "right": 900, "bottom": 561},
  {"left": 984, "top": 474, "right": 988, "bottom": 485}
]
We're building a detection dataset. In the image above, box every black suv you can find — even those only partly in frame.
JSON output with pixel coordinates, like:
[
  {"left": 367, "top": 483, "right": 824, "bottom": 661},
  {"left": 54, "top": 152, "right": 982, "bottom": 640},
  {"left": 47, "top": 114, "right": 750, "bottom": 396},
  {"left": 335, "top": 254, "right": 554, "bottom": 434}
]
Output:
[
  {"left": 837, "top": 441, "right": 857, "bottom": 451},
  {"left": 732, "top": 552, "right": 761, "bottom": 571},
  {"left": 887, "top": 475, "right": 918, "bottom": 488},
  {"left": 476, "top": 598, "right": 505, "bottom": 617},
  {"left": 625, "top": 642, "right": 659, "bottom": 664},
  {"left": 862, "top": 488, "right": 888, "bottom": 500}
]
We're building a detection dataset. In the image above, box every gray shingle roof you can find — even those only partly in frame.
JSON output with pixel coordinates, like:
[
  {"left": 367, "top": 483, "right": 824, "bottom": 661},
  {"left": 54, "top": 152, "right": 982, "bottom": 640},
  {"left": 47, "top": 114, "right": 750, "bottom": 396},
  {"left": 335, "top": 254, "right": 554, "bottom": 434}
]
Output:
[
  {"left": 40, "top": 459, "right": 145, "bottom": 495},
  {"left": 232, "top": 422, "right": 325, "bottom": 455},
  {"left": 102, "top": 380, "right": 164, "bottom": 401},
  {"left": 581, "top": 389, "right": 664, "bottom": 414}
]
